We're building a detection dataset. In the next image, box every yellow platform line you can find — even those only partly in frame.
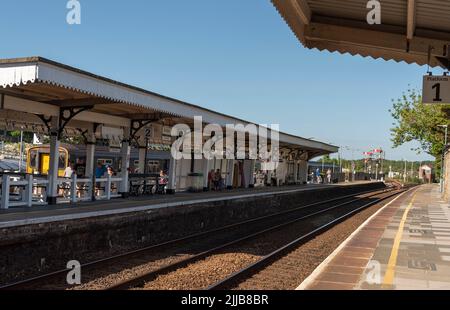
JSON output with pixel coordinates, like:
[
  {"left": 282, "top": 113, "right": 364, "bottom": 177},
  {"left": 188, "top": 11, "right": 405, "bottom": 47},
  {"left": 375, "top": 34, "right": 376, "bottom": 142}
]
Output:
[{"left": 382, "top": 190, "right": 418, "bottom": 288}]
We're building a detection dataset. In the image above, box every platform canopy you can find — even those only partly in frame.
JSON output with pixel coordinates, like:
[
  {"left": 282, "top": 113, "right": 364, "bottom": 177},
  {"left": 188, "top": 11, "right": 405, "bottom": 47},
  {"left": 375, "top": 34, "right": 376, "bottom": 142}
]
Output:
[
  {"left": 0, "top": 57, "right": 337, "bottom": 159},
  {"left": 272, "top": 0, "right": 450, "bottom": 68}
]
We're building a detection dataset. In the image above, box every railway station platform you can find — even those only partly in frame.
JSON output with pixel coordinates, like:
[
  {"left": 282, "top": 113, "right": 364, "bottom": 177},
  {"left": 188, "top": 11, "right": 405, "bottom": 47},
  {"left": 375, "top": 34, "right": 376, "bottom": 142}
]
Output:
[
  {"left": 0, "top": 181, "right": 373, "bottom": 228},
  {"left": 298, "top": 184, "right": 450, "bottom": 290}
]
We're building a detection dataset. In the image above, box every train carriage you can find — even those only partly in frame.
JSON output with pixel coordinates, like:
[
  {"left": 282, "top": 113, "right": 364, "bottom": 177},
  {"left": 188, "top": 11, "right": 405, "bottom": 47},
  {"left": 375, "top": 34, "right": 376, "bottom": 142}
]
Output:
[{"left": 26, "top": 144, "right": 170, "bottom": 177}]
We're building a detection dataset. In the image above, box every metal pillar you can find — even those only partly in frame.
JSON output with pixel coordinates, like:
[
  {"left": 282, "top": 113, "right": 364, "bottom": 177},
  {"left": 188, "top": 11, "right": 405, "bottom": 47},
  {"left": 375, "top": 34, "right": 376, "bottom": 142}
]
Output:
[
  {"left": 167, "top": 158, "right": 177, "bottom": 194},
  {"left": 293, "top": 161, "right": 298, "bottom": 184},
  {"left": 226, "top": 159, "right": 235, "bottom": 189},
  {"left": 47, "top": 117, "right": 60, "bottom": 205},
  {"left": 202, "top": 159, "right": 212, "bottom": 191},
  {"left": 136, "top": 134, "right": 147, "bottom": 174},
  {"left": 138, "top": 147, "right": 146, "bottom": 174},
  {"left": 249, "top": 159, "right": 256, "bottom": 188},
  {"left": 85, "top": 130, "right": 96, "bottom": 178},
  {"left": 298, "top": 160, "right": 308, "bottom": 184},
  {"left": 119, "top": 130, "right": 131, "bottom": 197}
]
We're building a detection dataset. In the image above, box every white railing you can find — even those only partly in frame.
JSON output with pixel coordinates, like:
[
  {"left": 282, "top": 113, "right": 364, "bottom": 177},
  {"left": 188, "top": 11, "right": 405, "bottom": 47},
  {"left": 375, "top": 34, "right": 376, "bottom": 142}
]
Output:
[
  {"left": 0, "top": 174, "right": 123, "bottom": 209},
  {"left": 0, "top": 175, "right": 49, "bottom": 209},
  {"left": 58, "top": 174, "right": 123, "bottom": 203}
]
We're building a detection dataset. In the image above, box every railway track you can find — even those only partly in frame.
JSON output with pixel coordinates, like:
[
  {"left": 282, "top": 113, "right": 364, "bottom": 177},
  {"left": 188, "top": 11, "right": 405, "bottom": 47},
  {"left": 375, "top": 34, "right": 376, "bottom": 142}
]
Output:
[
  {"left": 110, "top": 186, "right": 403, "bottom": 290},
  {"left": 207, "top": 188, "right": 408, "bottom": 290},
  {"left": 127, "top": 187, "right": 405, "bottom": 290},
  {"left": 0, "top": 185, "right": 400, "bottom": 290}
]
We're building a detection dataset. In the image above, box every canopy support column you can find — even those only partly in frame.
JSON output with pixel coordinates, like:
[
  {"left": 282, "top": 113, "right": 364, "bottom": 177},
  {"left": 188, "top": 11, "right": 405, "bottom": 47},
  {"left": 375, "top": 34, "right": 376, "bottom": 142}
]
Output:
[
  {"left": 249, "top": 159, "right": 256, "bottom": 188},
  {"left": 119, "top": 128, "right": 131, "bottom": 197},
  {"left": 47, "top": 116, "right": 60, "bottom": 205},
  {"left": 85, "top": 129, "right": 96, "bottom": 178},
  {"left": 138, "top": 147, "right": 146, "bottom": 174},
  {"left": 202, "top": 159, "right": 212, "bottom": 191},
  {"left": 294, "top": 161, "right": 299, "bottom": 184},
  {"left": 167, "top": 158, "right": 176, "bottom": 194},
  {"left": 226, "top": 159, "right": 235, "bottom": 190},
  {"left": 298, "top": 160, "right": 308, "bottom": 184}
]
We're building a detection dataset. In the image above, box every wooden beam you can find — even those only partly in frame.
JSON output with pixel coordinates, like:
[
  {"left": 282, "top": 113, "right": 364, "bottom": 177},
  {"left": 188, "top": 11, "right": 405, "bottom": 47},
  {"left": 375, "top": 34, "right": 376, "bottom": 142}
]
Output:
[
  {"left": 407, "top": 0, "right": 416, "bottom": 40},
  {"left": 305, "top": 22, "right": 450, "bottom": 67},
  {"left": 290, "top": 0, "right": 311, "bottom": 25}
]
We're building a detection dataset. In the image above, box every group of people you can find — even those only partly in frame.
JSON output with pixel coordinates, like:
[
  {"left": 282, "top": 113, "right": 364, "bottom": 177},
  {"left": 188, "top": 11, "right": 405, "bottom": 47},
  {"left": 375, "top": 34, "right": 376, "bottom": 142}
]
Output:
[
  {"left": 208, "top": 169, "right": 225, "bottom": 191},
  {"left": 61, "top": 160, "right": 117, "bottom": 197},
  {"left": 310, "top": 168, "right": 333, "bottom": 184},
  {"left": 63, "top": 160, "right": 116, "bottom": 179}
]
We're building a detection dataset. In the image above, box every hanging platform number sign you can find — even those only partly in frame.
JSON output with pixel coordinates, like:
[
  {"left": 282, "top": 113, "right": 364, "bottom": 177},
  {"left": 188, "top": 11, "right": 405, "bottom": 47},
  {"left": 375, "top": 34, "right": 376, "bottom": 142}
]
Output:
[{"left": 423, "top": 75, "right": 450, "bottom": 104}]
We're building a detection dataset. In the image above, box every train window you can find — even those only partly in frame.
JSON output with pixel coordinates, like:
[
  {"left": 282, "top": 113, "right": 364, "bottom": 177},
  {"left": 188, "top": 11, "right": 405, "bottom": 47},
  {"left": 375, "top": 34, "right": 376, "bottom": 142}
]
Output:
[
  {"left": 58, "top": 153, "right": 66, "bottom": 169},
  {"left": 29, "top": 150, "right": 38, "bottom": 169}
]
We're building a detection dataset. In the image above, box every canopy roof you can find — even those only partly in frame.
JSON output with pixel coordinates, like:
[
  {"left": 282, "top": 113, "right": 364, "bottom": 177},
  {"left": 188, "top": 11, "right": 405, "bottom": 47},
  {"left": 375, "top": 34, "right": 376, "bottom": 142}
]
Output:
[
  {"left": 0, "top": 57, "right": 338, "bottom": 159},
  {"left": 272, "top": 0, "right": 450, "bottom": 68}
]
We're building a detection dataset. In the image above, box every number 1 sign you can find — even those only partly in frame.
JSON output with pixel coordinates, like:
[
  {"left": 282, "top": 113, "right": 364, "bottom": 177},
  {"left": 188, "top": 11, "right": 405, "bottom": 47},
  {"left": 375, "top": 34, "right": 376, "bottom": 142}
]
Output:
[{"left": 423, "top": 75, "right": 450, "bottom": 104}]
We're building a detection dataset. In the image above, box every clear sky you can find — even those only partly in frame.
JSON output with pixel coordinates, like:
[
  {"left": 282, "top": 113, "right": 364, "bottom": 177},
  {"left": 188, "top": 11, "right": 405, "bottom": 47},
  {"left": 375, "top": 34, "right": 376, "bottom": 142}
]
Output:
[{"left": 0, "top": 0, "right": 438, "bottom": 161}]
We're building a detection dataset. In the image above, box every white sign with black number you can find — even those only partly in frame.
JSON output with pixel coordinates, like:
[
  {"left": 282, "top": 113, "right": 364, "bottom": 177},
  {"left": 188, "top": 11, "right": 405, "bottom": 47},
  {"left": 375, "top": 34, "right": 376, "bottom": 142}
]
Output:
[{"left": 423, "top": 75, "right": 450, "bottom": 104}]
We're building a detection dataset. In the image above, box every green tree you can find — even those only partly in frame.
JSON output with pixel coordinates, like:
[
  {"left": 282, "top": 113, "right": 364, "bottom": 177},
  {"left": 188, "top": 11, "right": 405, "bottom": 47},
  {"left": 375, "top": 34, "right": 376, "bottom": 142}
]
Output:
[{"left": 390, "top": 88, "right": 448, "bottom": 176}]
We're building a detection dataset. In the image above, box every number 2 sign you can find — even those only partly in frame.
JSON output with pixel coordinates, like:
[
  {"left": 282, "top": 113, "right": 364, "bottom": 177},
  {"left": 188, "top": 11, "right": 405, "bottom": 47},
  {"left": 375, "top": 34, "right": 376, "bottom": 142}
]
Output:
[{"left": 423, "top": 75, "right": 450, "bottom": 104}]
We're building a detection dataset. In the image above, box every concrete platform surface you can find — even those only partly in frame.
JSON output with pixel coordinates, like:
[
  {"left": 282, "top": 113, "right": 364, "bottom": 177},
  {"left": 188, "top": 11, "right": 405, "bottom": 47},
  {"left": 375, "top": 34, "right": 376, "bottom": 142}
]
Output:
[
  {"left": 298, "top": 184, "right": 450, "bottom": 290},
  {"left": 0, "top": 181, "right": 376, "bottom": 228}
]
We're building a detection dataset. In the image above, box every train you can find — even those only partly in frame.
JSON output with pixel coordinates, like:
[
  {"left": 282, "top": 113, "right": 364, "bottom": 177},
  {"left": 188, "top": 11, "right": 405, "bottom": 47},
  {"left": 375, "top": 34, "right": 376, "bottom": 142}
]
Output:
[{"left": 26, "top": 144, "right": 171, "bottom": 177}]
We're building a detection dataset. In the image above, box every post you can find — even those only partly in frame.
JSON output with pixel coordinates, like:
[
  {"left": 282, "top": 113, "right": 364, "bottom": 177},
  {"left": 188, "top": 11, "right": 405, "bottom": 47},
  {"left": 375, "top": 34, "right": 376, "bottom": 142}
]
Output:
[
  {"left": 119, "top": 129, "right": 131, "bottom": 197},
  {"left": 138, "top": 147, "right": 146, "bottom": 174},
  {"left": 226, "top": 159, "right": 235, "bottom": 189},
  {"left": 19, "top": 130, "right": 23, "bottom": 172},
  {"left": 25, "top": 174, "right": 33, "bottom": 207},
  {"left": 249, "top": 159, "right": 256, "bottom": 188},
  {"left": 47, "top": 117, "right": 60, "bottom": 205},
  {"left": 1, "top": 174, "right": 10, "bottom": 209},
  {"left": 167, "top": 158, "right": 177, "bottom": 194},
  {"left": 85, "top": 145, "right": 95, "bottom": 178},
  {"left": 202, "top": 159, "right": 211, "bottom": 191},
  {"left": 70, "top": 173, "right": 77, "bottom": 204},
  {"left": 293, "top": 161, "right": 298, "bottom": 184}
]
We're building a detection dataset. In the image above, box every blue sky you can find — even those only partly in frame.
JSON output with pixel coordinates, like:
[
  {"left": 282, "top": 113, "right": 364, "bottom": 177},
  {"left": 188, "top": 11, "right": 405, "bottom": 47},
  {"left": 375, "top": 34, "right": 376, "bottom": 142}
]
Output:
[{"left": 0, "top": 0, "right": 437, "bottom": 161}]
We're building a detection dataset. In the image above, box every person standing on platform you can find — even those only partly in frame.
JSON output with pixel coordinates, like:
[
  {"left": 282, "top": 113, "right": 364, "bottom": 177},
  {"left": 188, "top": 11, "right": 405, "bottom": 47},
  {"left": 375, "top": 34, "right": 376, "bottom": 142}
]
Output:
[
  {"left": 326, "top": 168, "right": 332, "bottom": 184},
  {"left": 62, "top": 162, "right": 74, "bottom": 198},
  {"left": 95, "top": 162, "right": 107, "bottom": 195},
  {"left": 64, "top": 162, "right": 74, "bottom": 178}
]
